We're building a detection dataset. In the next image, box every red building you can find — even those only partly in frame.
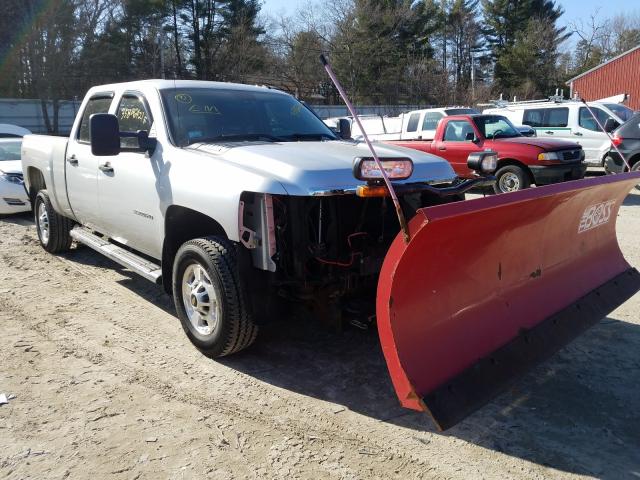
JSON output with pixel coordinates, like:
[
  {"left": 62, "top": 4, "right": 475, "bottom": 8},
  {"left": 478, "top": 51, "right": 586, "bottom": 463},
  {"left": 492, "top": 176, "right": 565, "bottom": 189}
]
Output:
[{"left": 567, "top": 45, "right": 640, "bottom": 110}]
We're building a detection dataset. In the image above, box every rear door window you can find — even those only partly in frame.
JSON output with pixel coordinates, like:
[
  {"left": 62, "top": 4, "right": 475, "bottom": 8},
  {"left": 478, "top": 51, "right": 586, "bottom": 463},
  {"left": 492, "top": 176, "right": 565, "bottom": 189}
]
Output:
[
  {"left": 421, "top": 112, "right": 444, "bottom": 131},
  {"left": 77, "top": 95, "right": 113, "bottom": 143},
  {"left": 546, "top": 108, "right": 569, "bottom": 127},
  {"left": 522, "top": 109, "right": 544, "bottom": 127},
  {"left": 523, "top": 107, "right": 568, "bottom": 128},
  {"left": 443, "top": 120, "right": 475, "bottom": 141},
  {"left": 406, "top": 113, "right": 420, "bottom": 132}
]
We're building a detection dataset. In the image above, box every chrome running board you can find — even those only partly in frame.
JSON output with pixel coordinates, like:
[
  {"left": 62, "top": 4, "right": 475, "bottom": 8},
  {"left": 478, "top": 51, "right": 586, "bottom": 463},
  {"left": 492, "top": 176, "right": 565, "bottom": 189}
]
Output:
[{"left": 70, "top": 227, "right": 162, "bottom": 284}]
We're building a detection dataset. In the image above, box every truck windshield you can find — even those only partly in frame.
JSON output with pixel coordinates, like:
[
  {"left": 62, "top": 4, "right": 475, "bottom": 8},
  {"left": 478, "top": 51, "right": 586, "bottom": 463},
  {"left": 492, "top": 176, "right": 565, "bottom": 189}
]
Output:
[
  {"left": 160, "top": 88, "right": 337, "bottom": 147},
  {"left": 473, "top": 115, "right": 521, "bottom": 139},
  {"left": 0, "top": 140, "right": 21, "bottom": 161}
]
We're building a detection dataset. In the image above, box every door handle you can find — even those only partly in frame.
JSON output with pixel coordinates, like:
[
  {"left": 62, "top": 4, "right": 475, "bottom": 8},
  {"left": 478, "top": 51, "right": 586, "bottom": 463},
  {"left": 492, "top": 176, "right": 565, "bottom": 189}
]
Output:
[
  {"left": 98, "top": 162, "right": 114, "bottom": 173},
  {"left": 66, "top": 154, "right": 78, "bottom": 165},
  {"left": 572, "top": 131, "right": 583, "bottom": 136},
  {"left": 545, "top": 131, "right": 554, "bottom": 135},
  {"left": 438, "top": 146, "right": 446, "bottom": 151}
]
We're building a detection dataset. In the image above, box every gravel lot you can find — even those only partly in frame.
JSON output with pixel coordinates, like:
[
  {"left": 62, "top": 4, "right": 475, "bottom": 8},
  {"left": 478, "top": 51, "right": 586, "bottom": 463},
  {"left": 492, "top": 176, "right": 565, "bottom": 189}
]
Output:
[{"left": 1, "top": 187, "right": 639, "bottom": 479}]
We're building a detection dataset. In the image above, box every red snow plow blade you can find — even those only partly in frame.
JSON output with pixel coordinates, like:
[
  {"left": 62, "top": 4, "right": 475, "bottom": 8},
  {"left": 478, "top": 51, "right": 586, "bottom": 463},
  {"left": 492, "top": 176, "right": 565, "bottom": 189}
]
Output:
[{"left": 377, "top": 172, "right": 640, "bottom": 431}]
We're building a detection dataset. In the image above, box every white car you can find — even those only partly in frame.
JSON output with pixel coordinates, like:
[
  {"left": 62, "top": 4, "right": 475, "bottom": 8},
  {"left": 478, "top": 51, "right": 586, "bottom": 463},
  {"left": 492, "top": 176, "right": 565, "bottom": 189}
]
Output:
[
  {"left": 0, "top": 124, "right": 32, "bottom": 138},
  {"left": 0, "top": 138, "right": 30, "bottom": 214},
  {"left": 483, "top": 100, "right": 634, "bottom": 167}
]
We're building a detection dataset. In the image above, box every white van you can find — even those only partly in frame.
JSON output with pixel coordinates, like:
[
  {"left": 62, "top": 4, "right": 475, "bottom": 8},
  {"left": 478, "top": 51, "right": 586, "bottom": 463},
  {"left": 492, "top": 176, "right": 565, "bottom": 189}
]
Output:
[{"left": 483, "top": 101, "right": 634, "bottom": 166}]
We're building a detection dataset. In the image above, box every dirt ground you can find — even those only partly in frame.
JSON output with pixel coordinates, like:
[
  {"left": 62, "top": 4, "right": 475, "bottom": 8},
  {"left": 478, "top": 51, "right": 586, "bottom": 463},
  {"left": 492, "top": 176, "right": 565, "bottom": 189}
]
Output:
[{"left": 1, "top": 188, "right": 639, "bottom": 480}]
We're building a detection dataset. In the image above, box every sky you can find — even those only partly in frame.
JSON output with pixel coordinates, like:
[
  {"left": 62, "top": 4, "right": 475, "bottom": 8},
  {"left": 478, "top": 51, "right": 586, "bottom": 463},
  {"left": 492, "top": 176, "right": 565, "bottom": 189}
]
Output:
[{"left": 260, "top": 0, "right": 635, "bottom": 51}]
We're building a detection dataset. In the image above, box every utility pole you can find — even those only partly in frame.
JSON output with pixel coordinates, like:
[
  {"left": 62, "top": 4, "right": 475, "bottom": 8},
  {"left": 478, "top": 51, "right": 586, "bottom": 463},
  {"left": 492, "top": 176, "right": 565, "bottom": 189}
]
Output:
[
  {"left": 158, "top": 31, "right": 166, "bottom": 79},
  {"left": 471, "top": 56, "right": 475, "bottom": 102}
]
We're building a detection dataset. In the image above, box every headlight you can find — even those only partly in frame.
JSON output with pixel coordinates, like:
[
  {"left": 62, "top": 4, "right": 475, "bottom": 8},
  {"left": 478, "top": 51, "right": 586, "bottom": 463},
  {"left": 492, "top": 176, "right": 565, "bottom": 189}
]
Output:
[
  {"left": 0, "top": 172, "right": 24, "bottom": 185},
  {"left": 353, "top": 157, "right": 413, "bottom": 181},
  {"left": 467, "top": 151, "right": 498, "bottom": 174},
  {"left": 537, "top": 152, "right": 560, "bottom": 161}
]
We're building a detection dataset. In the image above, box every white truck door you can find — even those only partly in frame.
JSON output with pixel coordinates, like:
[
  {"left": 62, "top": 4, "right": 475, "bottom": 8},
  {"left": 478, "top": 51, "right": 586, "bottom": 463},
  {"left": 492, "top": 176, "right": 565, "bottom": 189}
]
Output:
[
  {"left": 419, "top": 111, "right": 444, "bottom": 140},
  {"left": 97, "top": 92, "right": 164, "bottom": 259},
  {"left": 574, "top": 106, "right": 618, "bottom": 166},
  {"left": 401, "top": 112, "right": 422, "bottom": 140},
  {"left": 65, "top": 94, "right": 113, "bottom": 229}
]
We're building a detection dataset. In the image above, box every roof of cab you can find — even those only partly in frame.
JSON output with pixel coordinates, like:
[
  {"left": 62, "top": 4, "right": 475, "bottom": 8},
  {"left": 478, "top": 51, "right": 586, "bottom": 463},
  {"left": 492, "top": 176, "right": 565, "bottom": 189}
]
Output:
[{"left": 87, "top": 79, "right": 288, "bottom": 95}]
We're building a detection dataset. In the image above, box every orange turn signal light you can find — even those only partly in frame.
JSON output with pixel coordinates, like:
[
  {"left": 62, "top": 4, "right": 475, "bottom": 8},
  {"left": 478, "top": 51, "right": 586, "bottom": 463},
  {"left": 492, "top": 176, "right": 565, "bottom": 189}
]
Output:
[{"left": 356, "top": 184, "right": 390, "bottom": 197}]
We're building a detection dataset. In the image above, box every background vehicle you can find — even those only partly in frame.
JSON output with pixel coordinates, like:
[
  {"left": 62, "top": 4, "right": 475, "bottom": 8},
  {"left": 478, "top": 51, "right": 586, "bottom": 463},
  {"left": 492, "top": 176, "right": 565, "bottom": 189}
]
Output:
[
  {"left": 326, "top": 106, "right": 480, "bottom": 142},
  {"left": 483, "top": 99, "right": 632, "bottom": 167},
  {"left": 0, "top": 124, "right": 32, "bottom": 138},
  {"left": 605, "top": 112, "right": 640, "bottom": 185},
  {"left": 0, "top": 138, "right": 30, "bottom": 214},
  {"left": 386, "top": 114, "right": 586, "bottom": 193},
  {"left": 21, "top": 79, "right": 640, "bottom": 431}
]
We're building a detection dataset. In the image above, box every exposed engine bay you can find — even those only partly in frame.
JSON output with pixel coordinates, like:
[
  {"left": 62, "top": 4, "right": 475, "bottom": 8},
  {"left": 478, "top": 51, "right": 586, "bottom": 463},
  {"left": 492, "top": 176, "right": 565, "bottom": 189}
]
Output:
[{"left": 239, "top": 190, "right": 461, "bottom": 326}]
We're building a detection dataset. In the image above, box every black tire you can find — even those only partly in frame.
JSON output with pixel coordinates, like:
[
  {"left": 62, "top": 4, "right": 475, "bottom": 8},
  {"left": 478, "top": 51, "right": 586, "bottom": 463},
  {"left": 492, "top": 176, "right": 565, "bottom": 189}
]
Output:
[
  {"left": 34, "top": 190, "right": 73, "bottom": 253},
  {"left": 172, "top": 236, "right": 258, "bottom": 358},
  {"left": 632, "top": 162, "right": 640, "bottom": 191},
  {"left": 493, "top": 165, "right": 530, "bottom": 194}
]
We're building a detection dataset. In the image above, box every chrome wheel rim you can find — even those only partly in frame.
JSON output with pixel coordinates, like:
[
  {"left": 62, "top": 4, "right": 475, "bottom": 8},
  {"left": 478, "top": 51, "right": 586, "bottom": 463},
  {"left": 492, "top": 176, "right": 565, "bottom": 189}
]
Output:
[
  {"left": 38, "top": 202, "right": 50, "bottom": 245},
  {"left": 499, "top": 172, "right": 520, "bottom": 192},
  {"left": 181, "top": 263, "right": 220, "bottom": 336}
]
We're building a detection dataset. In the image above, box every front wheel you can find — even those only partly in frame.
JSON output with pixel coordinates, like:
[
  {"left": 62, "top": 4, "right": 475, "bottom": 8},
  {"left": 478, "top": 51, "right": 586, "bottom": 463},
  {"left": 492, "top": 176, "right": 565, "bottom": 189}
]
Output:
[
  {"left": 493, "top": 165, "right": 530, "bottom": 194},
  {"left": 172, "top": 236, "right": 258, "bottom": 358},
  {"left": 34, "top": 190, "right": 73, "bottom": 253}
]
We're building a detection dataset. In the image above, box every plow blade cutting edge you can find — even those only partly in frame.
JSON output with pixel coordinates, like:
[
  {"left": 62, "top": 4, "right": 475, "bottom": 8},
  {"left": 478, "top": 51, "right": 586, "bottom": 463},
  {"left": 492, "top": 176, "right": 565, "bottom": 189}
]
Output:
[{"left": 377, "top": 172, "right": 640, "bottom": 431}]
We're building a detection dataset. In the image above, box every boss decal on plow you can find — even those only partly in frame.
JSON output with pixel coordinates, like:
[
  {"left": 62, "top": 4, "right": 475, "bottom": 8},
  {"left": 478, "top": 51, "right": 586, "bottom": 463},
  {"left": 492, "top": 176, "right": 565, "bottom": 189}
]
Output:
[{"left": 578, "top": 200, "right": 616, "bottom": 233}]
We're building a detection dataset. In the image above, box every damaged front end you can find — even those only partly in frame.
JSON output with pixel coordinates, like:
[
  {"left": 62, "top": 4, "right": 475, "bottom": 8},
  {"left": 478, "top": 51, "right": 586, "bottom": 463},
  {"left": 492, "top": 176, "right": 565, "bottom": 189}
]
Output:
[{"left": 238, "top": 171, "right": 489, "bottom": 328}]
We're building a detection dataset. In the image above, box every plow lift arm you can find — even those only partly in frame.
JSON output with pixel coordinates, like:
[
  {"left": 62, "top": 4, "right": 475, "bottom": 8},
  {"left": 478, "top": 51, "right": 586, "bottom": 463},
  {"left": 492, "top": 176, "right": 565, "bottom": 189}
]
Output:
[{"left": 321, "top": 55, "right": 640, "bottom": 431}]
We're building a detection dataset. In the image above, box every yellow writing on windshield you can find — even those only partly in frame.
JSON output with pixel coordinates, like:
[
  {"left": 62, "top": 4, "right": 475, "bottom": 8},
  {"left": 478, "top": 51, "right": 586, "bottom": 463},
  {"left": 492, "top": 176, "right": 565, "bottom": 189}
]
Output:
[
  {"left": 189, "top": 104, "right": 221, "bottom": 115},
  {"left": 175, "top": 93, "right": 192, "bottom": 104},
  {"left": 120, "top": 107, "right": 148, "bottom": 124}
]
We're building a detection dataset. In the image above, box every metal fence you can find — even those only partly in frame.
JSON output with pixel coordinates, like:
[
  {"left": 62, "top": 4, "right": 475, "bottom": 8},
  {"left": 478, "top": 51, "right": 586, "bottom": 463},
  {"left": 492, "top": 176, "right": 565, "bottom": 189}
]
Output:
[
  {"left": 0, "top": 98, "right": 81, "bottom": 135},
  {"left": 311, "top": 104, "right": 428, "bottom": 119},
  {"left": 0, "top": 98, "right": 428, "bottom": 134}
]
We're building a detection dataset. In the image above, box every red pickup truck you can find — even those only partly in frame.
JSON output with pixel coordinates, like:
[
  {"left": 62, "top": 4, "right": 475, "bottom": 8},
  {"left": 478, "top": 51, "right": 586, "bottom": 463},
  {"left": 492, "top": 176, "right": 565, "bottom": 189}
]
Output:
[{"left": 386, "top": 114, "right": 587, "bottom": 193}]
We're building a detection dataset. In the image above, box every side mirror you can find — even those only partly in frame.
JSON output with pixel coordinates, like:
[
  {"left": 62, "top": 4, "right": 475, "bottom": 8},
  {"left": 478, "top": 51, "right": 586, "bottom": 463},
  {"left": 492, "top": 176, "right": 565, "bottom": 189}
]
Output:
[
  {"left": 604, "top": 118, "right": 618, "bottom": 133},
  {"left": 338, "top": 118, "right": 352, "bottom": 140},
  {"left": 465, "top": 131, "right": 475, "bottom": 142},
  {"left": 518, "top": 126, "right": 536, "bottom": 137},
  {"left": 467, "top": 150, "right": 498, "bottom": 175},
  {"left": 134, "top": 130, "right": 157, "bottom": 153},
  {"left": 118, "top": 129, "right": 158, "bottom": 154},
  {"left": 90, "top": 113, "right": 120, "bottom": 156}
]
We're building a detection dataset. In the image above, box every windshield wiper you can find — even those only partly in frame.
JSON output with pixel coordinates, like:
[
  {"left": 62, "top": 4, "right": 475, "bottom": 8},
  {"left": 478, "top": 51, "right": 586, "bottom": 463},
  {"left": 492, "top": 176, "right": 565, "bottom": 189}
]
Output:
[
  {"left": 279, "top": 133, "right": 336, "bottom": 141},
  {"left": 187, "top": 133, "right": 283, "bottom": 146}
]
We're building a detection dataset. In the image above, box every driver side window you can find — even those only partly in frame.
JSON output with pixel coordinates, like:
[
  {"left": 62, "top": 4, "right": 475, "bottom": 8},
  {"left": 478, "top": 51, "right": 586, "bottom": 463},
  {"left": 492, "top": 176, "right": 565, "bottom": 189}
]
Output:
[
  {"left": 579, "top": 107, "right": 614, "bottom": 132},
  {"left": 117, "top": 94, "right": 153, "bottom": 149}
]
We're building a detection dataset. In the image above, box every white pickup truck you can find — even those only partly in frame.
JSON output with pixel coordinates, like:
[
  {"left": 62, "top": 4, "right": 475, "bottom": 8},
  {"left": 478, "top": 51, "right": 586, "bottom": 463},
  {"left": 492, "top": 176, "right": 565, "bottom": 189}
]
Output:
[
  {"left": 326, "top": 107, "right": 479, "bottom": 142},
  {"left": 21, "top": 80, "right": 493, "bottom": 357}
]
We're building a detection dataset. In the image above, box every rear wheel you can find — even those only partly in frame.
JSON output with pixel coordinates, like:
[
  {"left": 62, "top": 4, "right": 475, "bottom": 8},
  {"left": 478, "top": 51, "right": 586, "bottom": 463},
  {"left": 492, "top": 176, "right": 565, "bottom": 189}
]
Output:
[
  {"left": 172, "top": 236, "right": 258, "bottom": 358},
  {"left": 34, "top": 190, "right": 73, "bottom": 253},
  {"left": 493, "top": 165, "right": 530, "bottom": 194},
  {"left": 632, "top": 162, "right": 640, "bottom": 191}
]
